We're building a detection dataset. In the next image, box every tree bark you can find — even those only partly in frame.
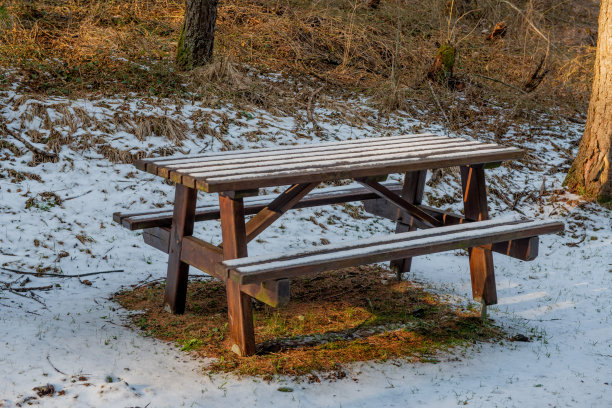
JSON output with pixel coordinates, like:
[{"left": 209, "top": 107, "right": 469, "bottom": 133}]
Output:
[
  {"left": 565, "top": 0, "right": 612, "bottom": 202},
  {"left": 177, "top": 0, "right": 219, "bottom": 70}
]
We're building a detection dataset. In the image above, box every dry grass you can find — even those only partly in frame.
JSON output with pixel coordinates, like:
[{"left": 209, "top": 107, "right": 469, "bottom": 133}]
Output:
[
  {"left": 115, "top": 265, "right": 506, "bottom": 379},
  {"left": 0, "top": 0, "right": 598, "bottom": 119}
]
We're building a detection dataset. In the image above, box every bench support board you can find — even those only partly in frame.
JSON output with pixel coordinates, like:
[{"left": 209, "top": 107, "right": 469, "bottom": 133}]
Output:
[
  {"left": 115, "top": 182, "right": 405, "bottom": 231},
  {"left": 143, "top": 228, "right": 291, "bottom": 307},
  {"left": 143, "top": 227, "right": 171, "bottom": 253}
]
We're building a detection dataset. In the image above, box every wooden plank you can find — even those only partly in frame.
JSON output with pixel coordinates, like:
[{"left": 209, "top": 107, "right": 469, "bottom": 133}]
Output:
[
  {"left": 460, "top": 164, "right": 496, "bottom": 305},
  {"left": 185, "top": 142, "right": 508, "bottom": 180},
  {"left": 364, "top": 198, "right": 464, "bottom": 225},
  {"left": 490, "top": 237, "right": 539, "bottom": 261},
  {"left": 244, "top": 183, "right": 319, "bottom": 243},
  {"left": 136, "top": 133, "right": 441, "bottom": 170},
  {"left": 390, "top": 170, "right": 427, "bottom": 279},
  {"left": 116, "top": 182, "right": 403, "bottom": 231},
  {"left": 179, "top": 236, "right": 290, "bottom": 307},
  {"left": 356, "top": 178, "right": 442, "bottom": 228},
  {"left": 241, "top": 279, "right": 290, "bottom": 308},
  {"left": 150, "top": 135, "right": 446, "bottom": 179},
  {"left": 112, "top": 211, "right": 123, "bottom": 225},
  {"left": 175, "top": 140, "right": 490, "bottom": 188},
  {"left": 180, "top": 236, "right": 226, "bottom": 281},
  {"left": 364, "top": 199, "right": 539, "bottom": 261},
  {"left": 219, "top": 193, "right": 256, "bottom": 357},
  {"left": 227, "top": 220, "right": 564, "bottom": 284},
  {"left": 197, "top": 148, "right": 523, "bottom": 192},
  {"left": 163, "top": 137, "right": 467, "bottom": 176},
  {"left": 164, "top": 184, "right": 197, "bottom": 314},
  {"left": 224, "top": 218, "right": 561, "bottom": 270},
  {"left": 143, "top": 227, "right": 170, "bottom": 253}
]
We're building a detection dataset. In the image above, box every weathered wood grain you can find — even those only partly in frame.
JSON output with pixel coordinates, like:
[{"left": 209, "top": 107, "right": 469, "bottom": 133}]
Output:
[
  {"left": 390, "top": 170, "right": 427, "bottom": 279},
  {"left": 219, "top": 193, "right": 256, "bottom": 356},
  {"left": 115, "top": 182, "right": 403, "bottom": 231},
  {"left": 164, "top": 184, "right": 197, "bottom": 314},
  {"left": 356, "top": 178, "right": 441, "bottom": 228},
  {"left": 363, "top": 199, "right": 539, "bottom": 261},
  {"left": 460, "top": 164, "right": 496, "bottom": 305},
  {"left": 226, "top": 219, "right": 564, "bottom": 285},
  {"left": 244, "top": 183, "right": 319, "bottom": 243},
  {"left": 134, "top": 134, "right": 523, "bottom": 191}
]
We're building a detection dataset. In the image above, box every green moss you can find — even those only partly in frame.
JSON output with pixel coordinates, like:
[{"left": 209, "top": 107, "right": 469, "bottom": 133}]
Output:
[
  {"left": 597, "top": 194, "right": 612, "bottom": 209},
  {"left": 176, "top": 23, "right": 192, "bottom": 70},
  {"left": 434, "top": 43, "right": 456, "bottom": 84},
  {"left": 439, "top": 44, "right": 455, "bottom": 69}
]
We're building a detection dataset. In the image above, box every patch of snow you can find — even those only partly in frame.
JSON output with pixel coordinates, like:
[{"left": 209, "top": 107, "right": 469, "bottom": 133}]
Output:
[{"left": 0, "top": 89, "right": 610, "bottom": 407}]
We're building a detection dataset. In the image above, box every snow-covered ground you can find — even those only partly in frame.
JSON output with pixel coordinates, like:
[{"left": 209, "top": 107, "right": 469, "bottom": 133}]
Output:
[{"left": 0, "top": 89, "right": 610, "bottom": 407}]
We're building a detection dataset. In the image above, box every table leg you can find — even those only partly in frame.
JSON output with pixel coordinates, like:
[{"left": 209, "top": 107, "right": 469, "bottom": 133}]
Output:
[
  {"left": 219, "top": 193, "right": 256, "bottom": 356},
  {"left": 460, "top": 165, "right": 497, "bottom": 306},
  {"left": 390, "top": 170, "right": 427, "bottom": 280},
  {"left": 164, "top": 184, "right": 197, "bottom": 314}
]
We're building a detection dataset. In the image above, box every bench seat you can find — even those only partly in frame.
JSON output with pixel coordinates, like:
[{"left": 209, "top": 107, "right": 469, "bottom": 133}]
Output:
[
  {"left": 223, "top": 218, "right": 564, "bottom": 285},
  {"left": 113, "top": 182, "right": 403, "bottom": 231}
]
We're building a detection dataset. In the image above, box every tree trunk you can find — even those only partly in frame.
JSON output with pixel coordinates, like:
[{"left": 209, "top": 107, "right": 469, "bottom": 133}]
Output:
[
  {"left": 177, "top": 0, "right": 219, "bottom": 70},
  {"left": 565, "top": 0, "right": 612, "bottom": 202}
]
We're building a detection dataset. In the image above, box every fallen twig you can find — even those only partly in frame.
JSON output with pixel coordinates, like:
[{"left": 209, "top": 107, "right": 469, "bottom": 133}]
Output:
[
  {"left": 470, "top": 73, "right": 527, "bottom": 94},
  {"left": 64, "top": 189, "right": 93, "bottom": 201},
  {"left": 47, "top": 355, "right": 67, "bottom": 375},
  {"left": 0, "top": 267, "right": 124, "bottom": 278},
  {"left": 6, "top": 288, "right": 47, "bottom": 307},
  {"left": 8, "top": 285, "right": 53, "bottom": 292},
  {"left": 131, "top": 273, "right": 213, "bottom": 290}
]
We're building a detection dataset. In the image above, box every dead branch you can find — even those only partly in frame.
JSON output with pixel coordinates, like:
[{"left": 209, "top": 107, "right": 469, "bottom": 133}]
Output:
[
  {"left": 5, "top": 288, "right": 47, "bottom": 307},
  {"left": 470, "top": 73, "right": 527, "bottom": 94},
  {"left": 0, "top": 267, "right": 124, "bottom": 278},
  {"left": 64, "top": 190, "right": 93, "bottom": 201},
  {"left": 524, "top": 56, "right": 549, "bottom": 93},
  {"left": 9, "top": 285, "right": 53, "bottom": 292},
  {"left": 46, "top": 355, "right": 67, "bottom": 375}
]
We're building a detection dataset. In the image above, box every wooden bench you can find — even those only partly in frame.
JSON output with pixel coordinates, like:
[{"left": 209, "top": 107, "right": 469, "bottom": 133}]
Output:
[
  {"left": 113, "top": 182, "right": 404, "bottom": 231},
  {"left": 223, "top": 218, "right": 563, "bottom": 285},
  {"left": 113, "top": 133, "right": 564, "bottom": 356}
]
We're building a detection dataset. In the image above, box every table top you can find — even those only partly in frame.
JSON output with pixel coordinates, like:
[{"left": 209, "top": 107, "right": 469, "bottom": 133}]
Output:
[{"left": 135, "top": 133, "right": 523, "bottom": 192}]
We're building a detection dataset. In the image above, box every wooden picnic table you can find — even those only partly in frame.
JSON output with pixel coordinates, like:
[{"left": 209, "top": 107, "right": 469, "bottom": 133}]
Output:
[{"left": 115, "top": 133, "right": 563, "bottom": 356}]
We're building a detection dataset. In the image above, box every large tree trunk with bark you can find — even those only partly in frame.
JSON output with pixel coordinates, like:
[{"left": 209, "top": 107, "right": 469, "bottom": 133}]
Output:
[
  {"left": 565, "top": 0, "right": 612, "bottom": 202},
  {"left": 176, "top": 0, "right": 219, "bottom": 70}
]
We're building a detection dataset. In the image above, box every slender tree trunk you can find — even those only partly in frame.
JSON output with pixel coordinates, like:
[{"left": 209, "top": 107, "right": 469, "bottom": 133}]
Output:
[
  {"left": 565, "top": 0, "right": 612, "bottom": 202},
  {"left": 176, "top": 0, "right": 219, "bottom": 70}
]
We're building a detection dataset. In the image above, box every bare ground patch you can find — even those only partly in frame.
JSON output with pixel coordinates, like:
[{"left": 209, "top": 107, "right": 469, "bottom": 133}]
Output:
[{"left": 115, "top": 265, "right": 506, "bottom": 380}]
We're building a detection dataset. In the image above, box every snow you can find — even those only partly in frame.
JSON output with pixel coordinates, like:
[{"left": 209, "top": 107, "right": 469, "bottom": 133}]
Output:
[
  {"left": 0, "top": 88, "right": 611, "bottom": 407},
  {"left": 228, "top": 219, "right": 561, "bottom": 275}
]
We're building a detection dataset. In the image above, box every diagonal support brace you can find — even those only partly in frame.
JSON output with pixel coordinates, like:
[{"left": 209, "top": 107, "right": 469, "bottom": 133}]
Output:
[
  {"left": 356, "top": 177, "right": 442, "bottom": 228},
  {"left": 244, "top": 182, "right": 319, "bottom": 243}
]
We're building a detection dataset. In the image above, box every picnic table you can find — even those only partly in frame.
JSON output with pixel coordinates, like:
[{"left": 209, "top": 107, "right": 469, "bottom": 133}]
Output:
[{"left": 114, "top": 133, "right": 564, "bottom": 356}]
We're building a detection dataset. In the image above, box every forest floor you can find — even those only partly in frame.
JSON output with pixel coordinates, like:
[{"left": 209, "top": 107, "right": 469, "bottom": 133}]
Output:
[
  {"left": 0, "top": 83, "right": 610, "bottom": 407},
  {"left": 0, "top": 0, "right": 611, "bottom": 407}
]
